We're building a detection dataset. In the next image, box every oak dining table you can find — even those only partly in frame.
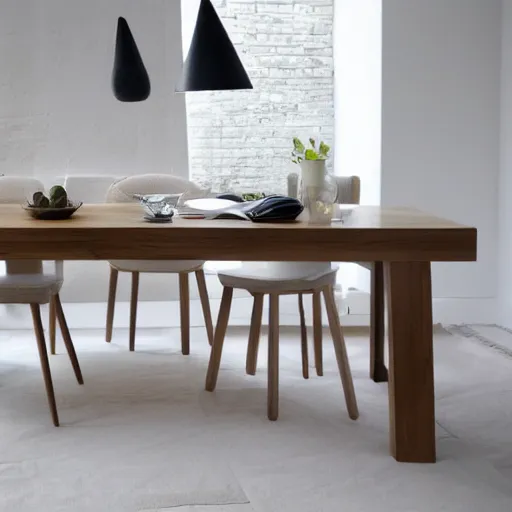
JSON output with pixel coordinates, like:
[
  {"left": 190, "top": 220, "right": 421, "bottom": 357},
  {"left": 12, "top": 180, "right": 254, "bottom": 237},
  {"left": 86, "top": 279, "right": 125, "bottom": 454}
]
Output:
[{"left": 0, "top": 203, "right": 477, "bottom": 463}]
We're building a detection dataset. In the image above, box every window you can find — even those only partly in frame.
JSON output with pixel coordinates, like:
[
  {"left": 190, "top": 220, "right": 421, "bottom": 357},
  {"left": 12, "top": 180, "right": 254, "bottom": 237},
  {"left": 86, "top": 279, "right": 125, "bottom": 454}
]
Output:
[
  {"left": 182, "top": 0, "right": 381, "bottom": 296},
  {"left": 181, "top": 0, "right": 335, "bottom": 194}
]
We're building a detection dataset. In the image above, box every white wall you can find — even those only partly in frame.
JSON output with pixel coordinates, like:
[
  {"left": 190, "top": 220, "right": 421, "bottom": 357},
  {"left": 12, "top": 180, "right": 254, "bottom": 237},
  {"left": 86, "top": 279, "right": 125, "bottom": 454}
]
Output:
[
  {"left": 0, "top": 1, "right": 502, "bottom": 326},
  {"left": 500, "top": 0, "right": 512, "bottom": 327},
  {"left": 334, "top": 0, "right": 381, "bottom": 207},
  {"left": 0, "top": 0, "right": 189, "bottom": 303},
  {"left": 382, "top": 0, "right": 501, "bottom": 322},
  {"left": 334, "top": 0, "right": 382, "bottom": 294},
  {"left": 0, "top": 0, "right": 188, "bottom": 178}
]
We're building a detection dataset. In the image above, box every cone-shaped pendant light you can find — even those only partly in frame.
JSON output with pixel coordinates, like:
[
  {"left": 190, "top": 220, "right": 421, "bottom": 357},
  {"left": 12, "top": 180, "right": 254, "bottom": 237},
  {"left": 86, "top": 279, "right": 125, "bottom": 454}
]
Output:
[
  {"left": 176, "top": 0, "right": 253, "bottom": 92},
  {"left": 112, "top": 17, "right": 151, "bottom": 102}
]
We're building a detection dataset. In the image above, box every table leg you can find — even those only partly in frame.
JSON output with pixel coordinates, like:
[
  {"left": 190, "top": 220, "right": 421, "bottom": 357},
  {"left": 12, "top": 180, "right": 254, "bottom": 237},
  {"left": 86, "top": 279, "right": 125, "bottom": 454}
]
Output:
[
  {"left": 370, "top": 262, "right": 388, "bottom": 382},
  {"left": 385, "top": 261, "right": 436, "bottom": 463}
]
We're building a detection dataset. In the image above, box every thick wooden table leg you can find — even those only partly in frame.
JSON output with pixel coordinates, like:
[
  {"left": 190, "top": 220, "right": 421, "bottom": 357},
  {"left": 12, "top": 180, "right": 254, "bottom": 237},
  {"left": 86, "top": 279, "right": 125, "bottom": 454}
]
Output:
[
  {"left": 370, "top": 262, "right": 388, "bottom": 382},
  {"left": 385, "top": 261, "right": 435, "bottom": 463}
]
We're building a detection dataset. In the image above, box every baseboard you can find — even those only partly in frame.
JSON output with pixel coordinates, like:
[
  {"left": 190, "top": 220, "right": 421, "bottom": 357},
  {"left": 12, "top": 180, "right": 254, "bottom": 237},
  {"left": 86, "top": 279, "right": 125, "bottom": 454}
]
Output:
[
  {"left": 432, "top": 298, "right": 497, "bottom": 325},
  {"left": 0, "top": 294, "right": 346, "bottom": 331},
  {"left": 340, "top": 295, "right": 497, "bottom": 326},
  {"left": 0, "top": 296, "right": 495, "bottom": 331}
]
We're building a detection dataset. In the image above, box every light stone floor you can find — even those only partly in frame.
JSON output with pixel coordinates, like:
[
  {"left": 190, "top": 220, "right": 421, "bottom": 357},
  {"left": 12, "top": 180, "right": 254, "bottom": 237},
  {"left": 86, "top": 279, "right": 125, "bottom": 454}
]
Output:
[{"left": 1, "top": 325, "right": 512, "bottom": 511}]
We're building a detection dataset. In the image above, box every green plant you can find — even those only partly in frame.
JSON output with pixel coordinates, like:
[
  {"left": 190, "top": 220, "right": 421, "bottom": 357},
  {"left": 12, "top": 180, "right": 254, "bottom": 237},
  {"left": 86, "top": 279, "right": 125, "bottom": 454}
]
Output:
[
  {"left": 241, "top": 192, "right": 266, "bottom": 201},
  {"left": 291, "top": 137, "right": 330, "bottom": 164}
]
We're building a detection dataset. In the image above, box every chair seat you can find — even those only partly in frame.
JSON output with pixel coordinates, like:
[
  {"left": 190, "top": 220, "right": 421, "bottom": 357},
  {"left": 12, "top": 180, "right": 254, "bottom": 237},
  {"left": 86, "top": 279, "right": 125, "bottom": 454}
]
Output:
[
  {"left": 218, "top": 262, "right": 339, "bottom": 293},
  {"left": 109, "top": 260, "right": 205, "bottom": 273},
  {"left": 0, "top": 273, "right": 62, "bottom": 304}
]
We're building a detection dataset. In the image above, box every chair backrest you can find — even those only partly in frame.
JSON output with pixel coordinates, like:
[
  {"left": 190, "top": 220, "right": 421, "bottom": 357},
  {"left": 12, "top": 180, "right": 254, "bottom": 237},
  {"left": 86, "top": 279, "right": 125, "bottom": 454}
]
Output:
[
  {"left": 106, "top": 174, "right": 202, "bottom": 203},
  {"left": 64, "top": 175, "right": 120, "bottom": 204},
  {"left": 287, "top": 173, "right": 361, "bottom": 205},
  {"left": 0, "top": 176, "right": 46, "bottom": 275},
  {"left": 0, "top": 176, "right": 44, "bottom": 204},
  {"left": 284, "top": 173, "right": 361, "bottom": 275}
]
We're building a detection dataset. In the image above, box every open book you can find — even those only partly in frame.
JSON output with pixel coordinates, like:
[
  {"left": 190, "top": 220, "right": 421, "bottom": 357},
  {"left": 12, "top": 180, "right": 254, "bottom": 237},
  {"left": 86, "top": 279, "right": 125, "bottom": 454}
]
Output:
[
  {"left": 178, "top": 196, "right": 304, "bottom": 222},
  {"left": 178, "top": 198, "right": 259, "bottom": 220}
]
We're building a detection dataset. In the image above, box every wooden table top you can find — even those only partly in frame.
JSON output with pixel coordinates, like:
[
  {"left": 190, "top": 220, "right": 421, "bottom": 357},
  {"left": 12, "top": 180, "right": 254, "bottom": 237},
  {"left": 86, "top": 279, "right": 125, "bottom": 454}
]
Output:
[{"left": 0, "top": 204, "right": 477, "bottom": 262}]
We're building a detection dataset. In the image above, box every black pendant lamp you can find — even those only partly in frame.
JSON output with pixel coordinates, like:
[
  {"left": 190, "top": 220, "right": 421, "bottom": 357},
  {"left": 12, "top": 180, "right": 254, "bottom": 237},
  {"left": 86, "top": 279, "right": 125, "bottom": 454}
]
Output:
[
  {"left": 112, "top": 17, "right": 151, "bottom": 102},
  {"left": 176, "top": 0, "right": 253, "bottom": 92}
]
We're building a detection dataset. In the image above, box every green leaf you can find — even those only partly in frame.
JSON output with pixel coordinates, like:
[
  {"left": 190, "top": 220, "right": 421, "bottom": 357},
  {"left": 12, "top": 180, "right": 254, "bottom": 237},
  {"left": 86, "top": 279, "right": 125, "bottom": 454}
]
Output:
[
  {"left": 293, "top": 137, "right": 305, "bottom": 154},
  {"left": 309, "top": 138, "right": 316, "bottom": 149},
  {"left": 242, "top": 192, "right": 265, "bottom": 201},
  {"left": 319, "top": 141, "right": 330, "bottom": 157},
  {"left": 305, "top": 149, "right": 319, "bottom": 160}
]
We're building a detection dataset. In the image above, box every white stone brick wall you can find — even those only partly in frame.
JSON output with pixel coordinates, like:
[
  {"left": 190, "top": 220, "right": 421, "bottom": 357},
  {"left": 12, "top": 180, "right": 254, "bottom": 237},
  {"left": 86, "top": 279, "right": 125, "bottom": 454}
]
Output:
[{"left": 186, "top": 0, "right": 334, "bottom": 194}]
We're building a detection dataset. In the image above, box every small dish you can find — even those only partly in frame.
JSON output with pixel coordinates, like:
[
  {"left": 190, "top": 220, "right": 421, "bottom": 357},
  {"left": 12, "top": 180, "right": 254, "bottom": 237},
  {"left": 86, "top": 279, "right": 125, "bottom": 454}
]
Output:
[
  {"left": 23, "top": 201, "right": 83, "bottom": 220},
  {"left": 143, "top": 214, "right": 173, "bottom": 223}
]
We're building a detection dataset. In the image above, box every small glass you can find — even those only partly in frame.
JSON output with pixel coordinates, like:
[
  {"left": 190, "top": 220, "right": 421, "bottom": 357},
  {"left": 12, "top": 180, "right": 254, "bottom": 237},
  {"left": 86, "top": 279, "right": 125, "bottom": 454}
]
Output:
[
  {"left": 298, "top": 161, "right": 337, "bottom": 224},
  {"left": 134, "top": 194, "right": 182, "bottom": 218}
]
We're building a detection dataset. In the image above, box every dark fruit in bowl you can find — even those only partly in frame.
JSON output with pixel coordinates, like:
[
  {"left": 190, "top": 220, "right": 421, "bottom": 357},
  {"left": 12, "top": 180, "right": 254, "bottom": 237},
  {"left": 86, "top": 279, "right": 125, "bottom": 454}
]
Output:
[
  {"left": 32, "top": 191, "right": 50, "bottom": 208},
  {"left": 49, "top": 185, "right": 68, "bottom": 208},
  {"left": 30, "top": 186, "right": 69, "bottom": 209},
  {"left": 25, "top": 185, "right": 80, "bottom": 219}
]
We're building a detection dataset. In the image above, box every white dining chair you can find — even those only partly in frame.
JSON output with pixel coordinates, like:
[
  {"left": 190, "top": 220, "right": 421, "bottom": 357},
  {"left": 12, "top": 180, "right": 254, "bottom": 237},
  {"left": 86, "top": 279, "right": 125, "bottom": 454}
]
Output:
[
  {"left": 104, "top": 174, "right": 214, "bottom": 353},
  {"left": 205, "top": 175, "right": 361, "bottom": 421},
  {"left": 224, "top": 175, "right": 361, "bottom": 378},
  {"left": 0, "top": 176, "right": 83, "bottom": 426}
]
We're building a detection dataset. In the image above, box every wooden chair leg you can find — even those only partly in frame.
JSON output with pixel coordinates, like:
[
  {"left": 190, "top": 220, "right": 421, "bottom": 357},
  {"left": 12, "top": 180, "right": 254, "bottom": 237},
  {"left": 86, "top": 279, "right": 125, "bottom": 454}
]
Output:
[
  {"left": 30, "top": 303, "right": 59, "bottom": 427},
  {"left": 298, "top": 293, "right": 309, "bottom": 380},
  {"left": 53, "top": 294, "right": 83, "bottom": 385},
  {"left": 246, "top": 294, "right": 264, "bottom": 375},
  {"left": 195, "top": 269, "right": 214, "bottom": 346},
  {"left": 106, "top": 266, "right": 118, "bottom": 343},
  {"left": 129, "top": 272, "right": 139, "bottom": 352},
  {"left": 322, "top": 286, "right": 359, "bottom": 420},
  {"left": 179, "top": 273, "right": 190, "bottom": 355},
  {"left": 205, "top": 287, "right": 233, "bottom": 392},
  {"left": 49, "top": 295, "right": 57, "bottom": 355},
  {"left": 313, "top": 291, "right": 323, "bottom": 376},
  {"left": 370, "top": 261, "right": 388, "bottom": 382},
  {"left": 268, "top": 294, "right": 280, "bottom": 421}
]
